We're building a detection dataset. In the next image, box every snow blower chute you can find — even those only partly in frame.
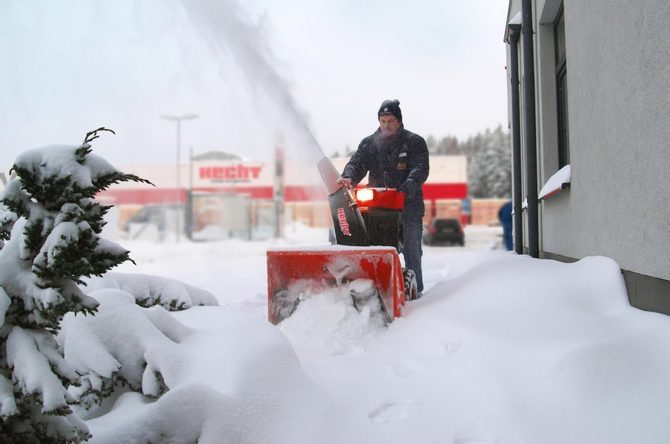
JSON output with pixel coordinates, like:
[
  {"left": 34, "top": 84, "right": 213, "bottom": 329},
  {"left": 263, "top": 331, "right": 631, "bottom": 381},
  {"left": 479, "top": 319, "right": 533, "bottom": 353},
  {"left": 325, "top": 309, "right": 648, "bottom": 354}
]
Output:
[{"left": 267, "top": 157, "right": 418, "bottom": 324}]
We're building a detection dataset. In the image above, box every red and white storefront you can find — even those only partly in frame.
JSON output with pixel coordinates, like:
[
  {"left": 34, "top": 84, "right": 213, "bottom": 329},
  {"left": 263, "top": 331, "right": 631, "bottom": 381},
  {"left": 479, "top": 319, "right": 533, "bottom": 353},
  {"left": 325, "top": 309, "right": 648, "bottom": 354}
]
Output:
[{"left": 98, "top": 155, "right": 469, "bottom": 230}]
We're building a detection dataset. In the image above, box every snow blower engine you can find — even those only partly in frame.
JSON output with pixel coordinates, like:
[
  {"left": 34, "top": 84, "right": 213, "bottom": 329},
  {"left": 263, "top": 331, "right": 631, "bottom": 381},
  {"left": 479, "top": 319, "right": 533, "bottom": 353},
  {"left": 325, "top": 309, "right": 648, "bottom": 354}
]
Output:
[{"left": 266, "top": 157, "right": 418, "bottom": 325}]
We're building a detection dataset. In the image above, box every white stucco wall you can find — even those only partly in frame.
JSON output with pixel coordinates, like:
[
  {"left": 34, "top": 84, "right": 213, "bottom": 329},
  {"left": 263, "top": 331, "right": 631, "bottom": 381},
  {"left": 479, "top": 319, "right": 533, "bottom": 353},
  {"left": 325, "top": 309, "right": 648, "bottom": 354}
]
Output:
[{"left": 538, "top": 0, "right": 670, "bottom": 280}]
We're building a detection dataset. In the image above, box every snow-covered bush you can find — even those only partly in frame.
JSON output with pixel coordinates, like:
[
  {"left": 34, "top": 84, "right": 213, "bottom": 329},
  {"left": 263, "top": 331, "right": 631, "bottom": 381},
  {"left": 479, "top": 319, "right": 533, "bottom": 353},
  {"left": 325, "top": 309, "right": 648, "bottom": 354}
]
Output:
[
  {"left": 62, "top": 272, "right": 219, "bottom": 416},
  {"left": 59, "top": 290, "right": 192, "bottom": 416},
  {"left": 0, "top": 128, "right": 151, "bottom": 442},
  {"left": 83, "top": 272, "right": 218, "bottom": 311},
  {"left": 0, "top": 203, "right": 17, "bottom": 250}
]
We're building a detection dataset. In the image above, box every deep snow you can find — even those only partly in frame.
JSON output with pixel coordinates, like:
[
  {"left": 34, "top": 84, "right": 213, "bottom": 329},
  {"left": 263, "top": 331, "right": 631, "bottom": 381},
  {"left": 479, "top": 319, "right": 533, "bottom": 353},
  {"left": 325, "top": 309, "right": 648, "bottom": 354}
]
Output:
[{"left": 72, "top": 225, "right": 670, "bottom": 443}]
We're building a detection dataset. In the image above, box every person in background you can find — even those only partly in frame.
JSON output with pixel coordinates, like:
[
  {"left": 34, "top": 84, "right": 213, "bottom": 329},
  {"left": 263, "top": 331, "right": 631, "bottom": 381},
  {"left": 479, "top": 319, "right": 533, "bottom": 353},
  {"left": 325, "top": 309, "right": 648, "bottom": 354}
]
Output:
[
  {"left": 499, "top": 200, "right": 513, "bottom": 251},
  {"left": 337, "top": 99, "right": 430, "bottom": 295}
]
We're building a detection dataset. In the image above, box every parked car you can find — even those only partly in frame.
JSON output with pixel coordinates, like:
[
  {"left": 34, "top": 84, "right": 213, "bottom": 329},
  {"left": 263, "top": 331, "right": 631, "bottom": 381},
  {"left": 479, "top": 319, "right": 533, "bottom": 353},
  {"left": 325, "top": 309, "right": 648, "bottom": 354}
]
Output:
[{"left": 423, "top": 218, "right": 465, "bottom": 246}]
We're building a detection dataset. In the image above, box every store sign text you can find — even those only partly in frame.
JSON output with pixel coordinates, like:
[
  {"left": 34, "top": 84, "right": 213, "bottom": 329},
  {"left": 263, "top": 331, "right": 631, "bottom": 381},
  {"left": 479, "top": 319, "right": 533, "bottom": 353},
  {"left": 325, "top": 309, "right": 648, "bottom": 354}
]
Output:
[{"left": 199, "top": 165, "right": 263, "bottom": 182}]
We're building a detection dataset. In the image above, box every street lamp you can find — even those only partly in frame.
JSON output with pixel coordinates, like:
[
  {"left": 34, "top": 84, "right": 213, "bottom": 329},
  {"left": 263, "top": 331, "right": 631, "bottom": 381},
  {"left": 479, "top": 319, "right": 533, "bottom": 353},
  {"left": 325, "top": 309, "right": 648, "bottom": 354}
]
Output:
[{"left": 161, "top": 113, "right": 199, "bottom": 242}]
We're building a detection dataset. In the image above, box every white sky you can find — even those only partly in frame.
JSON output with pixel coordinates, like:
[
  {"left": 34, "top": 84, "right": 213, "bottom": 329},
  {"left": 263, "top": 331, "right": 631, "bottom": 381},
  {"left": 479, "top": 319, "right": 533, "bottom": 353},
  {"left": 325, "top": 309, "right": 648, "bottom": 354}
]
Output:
[{"left": 0, "top": 0, "right": 510, "bottom": 168}]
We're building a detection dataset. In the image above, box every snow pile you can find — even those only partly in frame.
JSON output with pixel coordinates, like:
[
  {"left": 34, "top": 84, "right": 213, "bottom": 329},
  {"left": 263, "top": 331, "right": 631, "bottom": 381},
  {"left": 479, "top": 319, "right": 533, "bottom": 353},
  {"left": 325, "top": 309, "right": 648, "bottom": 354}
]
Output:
[
  {"left": 350, "top": 253, "right": 670, "bottom": 443},
  {"left": 74, "top": 236, "right": 670, "bottom": 443},
  {"left": 68, "top": 296, "right": 362, "bottom": 444}
]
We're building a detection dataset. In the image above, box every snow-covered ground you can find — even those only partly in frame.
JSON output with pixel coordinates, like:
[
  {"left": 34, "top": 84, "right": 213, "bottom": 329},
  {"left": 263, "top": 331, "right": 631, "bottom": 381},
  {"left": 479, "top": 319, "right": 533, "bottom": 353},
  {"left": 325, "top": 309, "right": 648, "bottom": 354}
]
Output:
[{"left": 82, "top": 224, "right": 670, "bottom": 443}]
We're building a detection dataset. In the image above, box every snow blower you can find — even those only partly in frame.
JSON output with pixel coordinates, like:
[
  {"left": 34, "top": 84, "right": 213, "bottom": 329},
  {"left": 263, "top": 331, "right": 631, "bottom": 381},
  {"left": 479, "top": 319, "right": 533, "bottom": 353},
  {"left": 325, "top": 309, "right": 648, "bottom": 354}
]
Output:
[{"left": 266, "top": 157, "right": 418, "bottom": 325}]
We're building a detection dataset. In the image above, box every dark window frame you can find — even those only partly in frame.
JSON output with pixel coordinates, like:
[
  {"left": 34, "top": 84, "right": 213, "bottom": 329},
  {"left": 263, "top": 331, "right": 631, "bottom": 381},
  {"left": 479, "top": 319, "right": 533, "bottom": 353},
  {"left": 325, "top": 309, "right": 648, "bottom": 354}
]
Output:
[{"left": 554, "top": 6, "right": 570, "bottom": 167}]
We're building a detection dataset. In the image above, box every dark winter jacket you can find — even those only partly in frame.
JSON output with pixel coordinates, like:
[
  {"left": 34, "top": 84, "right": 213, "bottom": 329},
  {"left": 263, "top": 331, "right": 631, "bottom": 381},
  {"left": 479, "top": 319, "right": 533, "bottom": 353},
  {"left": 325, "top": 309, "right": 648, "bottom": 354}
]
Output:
[{"left": 342, "top": 126, "right": 430, "bottom": 217}]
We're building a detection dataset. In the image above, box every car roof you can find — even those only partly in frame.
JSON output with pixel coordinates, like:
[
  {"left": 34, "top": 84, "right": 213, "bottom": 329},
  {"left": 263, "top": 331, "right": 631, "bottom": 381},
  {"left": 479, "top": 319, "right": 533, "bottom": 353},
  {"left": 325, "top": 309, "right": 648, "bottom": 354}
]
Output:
[{"left": 433, "top": 218, "right": 460, "bottom": 226}]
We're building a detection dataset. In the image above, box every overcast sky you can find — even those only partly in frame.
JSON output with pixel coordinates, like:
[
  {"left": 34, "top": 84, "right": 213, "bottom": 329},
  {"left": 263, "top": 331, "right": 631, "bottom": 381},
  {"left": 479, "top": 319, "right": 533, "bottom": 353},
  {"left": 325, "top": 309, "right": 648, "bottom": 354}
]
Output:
[{"left": 0, "top": 0, "right": 510, "bottom": 169}]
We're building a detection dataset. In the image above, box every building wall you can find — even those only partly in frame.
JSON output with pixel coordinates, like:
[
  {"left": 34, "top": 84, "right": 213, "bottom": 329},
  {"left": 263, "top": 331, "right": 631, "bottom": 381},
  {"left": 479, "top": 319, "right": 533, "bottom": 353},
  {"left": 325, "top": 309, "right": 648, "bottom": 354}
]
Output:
[
  {"left": 506, "top": 0, "right": 670, "bottom": 311},
  {"left": 472, "top": 199, "right": 509, "bottom": 226},
  {"left": 430, "top": 200, "right": 462, "bottom": 222},
  {"left": 288, "top": 201, "right": 332, "bottom": 228},
  {"left": 540, "top": 0, "right": 670, "bottom": 281}
]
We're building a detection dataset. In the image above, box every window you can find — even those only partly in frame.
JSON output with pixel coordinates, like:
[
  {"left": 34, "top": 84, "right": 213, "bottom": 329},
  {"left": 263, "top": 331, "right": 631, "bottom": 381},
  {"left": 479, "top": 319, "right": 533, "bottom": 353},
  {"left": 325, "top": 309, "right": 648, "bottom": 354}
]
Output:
[{"left": 554, "top": 7, "right": 570, "bottom": 167}]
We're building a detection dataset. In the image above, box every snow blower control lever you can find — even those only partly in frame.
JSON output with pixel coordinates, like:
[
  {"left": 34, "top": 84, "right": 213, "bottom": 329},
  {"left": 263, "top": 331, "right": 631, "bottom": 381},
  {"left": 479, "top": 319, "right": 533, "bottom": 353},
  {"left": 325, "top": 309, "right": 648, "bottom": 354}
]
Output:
[{"left": 316, "top": 157, "right": 405, "bottom": 250}]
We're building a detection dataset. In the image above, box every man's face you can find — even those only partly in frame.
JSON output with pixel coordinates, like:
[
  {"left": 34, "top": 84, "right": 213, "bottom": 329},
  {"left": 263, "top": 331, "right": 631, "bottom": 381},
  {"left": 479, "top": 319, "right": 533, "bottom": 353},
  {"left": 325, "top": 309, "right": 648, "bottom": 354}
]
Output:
[{"left": 379, "top": 114, "right": 401, "bottom": 138}]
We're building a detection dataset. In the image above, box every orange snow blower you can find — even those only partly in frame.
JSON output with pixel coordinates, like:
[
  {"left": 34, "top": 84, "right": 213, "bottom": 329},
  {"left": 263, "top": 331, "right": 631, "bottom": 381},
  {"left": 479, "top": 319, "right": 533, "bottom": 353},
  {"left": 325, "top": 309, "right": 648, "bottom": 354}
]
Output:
[{"left": 267, "top": 157, "right": 418, "bottom": 324}]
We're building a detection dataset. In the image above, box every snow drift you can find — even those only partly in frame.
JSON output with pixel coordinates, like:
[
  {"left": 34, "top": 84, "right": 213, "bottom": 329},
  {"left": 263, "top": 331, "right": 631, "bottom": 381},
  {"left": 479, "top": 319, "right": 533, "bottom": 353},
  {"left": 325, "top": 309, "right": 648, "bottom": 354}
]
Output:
[{"left": 63, "top": 240, "right": 670, "bottom": 444}]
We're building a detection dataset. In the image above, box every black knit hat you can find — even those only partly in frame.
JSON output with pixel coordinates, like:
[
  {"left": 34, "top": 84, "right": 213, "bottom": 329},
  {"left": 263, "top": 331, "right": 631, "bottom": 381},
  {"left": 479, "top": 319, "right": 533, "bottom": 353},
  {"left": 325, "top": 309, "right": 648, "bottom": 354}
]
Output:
[{"left": 377, "top": 99, "right": 402, "bottom": 122}]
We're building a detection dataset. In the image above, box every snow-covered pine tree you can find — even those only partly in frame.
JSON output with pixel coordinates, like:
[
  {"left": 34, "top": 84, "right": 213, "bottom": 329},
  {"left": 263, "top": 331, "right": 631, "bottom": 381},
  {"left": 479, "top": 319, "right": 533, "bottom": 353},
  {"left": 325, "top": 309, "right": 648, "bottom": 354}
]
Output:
[
  {"left": 0, "top": 203, "right": 17, "bottom": 250},
  {"left": 0, "top": 128, "right": 151, "bottom": 443}
]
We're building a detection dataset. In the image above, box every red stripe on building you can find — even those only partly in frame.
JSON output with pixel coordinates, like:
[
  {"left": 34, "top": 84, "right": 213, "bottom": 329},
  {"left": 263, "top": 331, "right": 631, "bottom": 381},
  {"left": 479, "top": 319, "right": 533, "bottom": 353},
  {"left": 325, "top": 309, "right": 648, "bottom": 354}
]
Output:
[
  {"left": 193, "top": 187, "right": 274, "bottom": 199},
  {"left": 97, "top": 189, "right": 183, "bottom": 205},
  {"left": 422, "top": 183, "right": 468, "bottom": 200},
  {"left": 97, "top": 182, "right": 468, "bottom": 205}
]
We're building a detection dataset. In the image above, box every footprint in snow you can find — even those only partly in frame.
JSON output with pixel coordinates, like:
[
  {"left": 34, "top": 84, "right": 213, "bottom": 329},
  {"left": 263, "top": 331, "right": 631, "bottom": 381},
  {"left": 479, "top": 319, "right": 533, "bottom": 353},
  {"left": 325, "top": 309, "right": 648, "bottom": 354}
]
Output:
[
  {"left": 388, "top": 360, "right": 426, "bottom": 378},
  {"left": 452, "top": 428, "right": 496, "bottom": 444},
  {"left": 437, "top": 340, "right": 463, "bottom": 356},
  {"left": 368, "top": 399, "right": 416, "bottom": 424}
]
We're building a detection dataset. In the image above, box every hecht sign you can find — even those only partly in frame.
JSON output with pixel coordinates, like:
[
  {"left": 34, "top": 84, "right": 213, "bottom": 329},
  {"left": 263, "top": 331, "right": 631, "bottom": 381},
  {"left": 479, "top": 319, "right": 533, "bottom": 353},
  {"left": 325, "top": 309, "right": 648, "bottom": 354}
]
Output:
[{"left": 199, "top": 164, "right": 263, "bottom": 182}]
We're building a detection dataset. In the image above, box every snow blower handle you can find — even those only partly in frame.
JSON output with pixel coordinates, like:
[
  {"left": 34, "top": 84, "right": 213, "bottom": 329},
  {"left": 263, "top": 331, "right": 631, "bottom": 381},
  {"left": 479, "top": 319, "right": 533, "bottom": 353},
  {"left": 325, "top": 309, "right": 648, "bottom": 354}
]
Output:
[{"left": 336, "top": 177, "right": 352, "bottom": 190}]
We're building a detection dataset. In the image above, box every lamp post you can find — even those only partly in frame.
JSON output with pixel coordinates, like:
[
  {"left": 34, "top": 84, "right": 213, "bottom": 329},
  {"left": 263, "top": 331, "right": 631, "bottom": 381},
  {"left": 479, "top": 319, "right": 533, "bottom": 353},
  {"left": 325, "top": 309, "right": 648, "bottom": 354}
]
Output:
[{"left": 161, "top": 113, "right": 199, "bottom": 242}]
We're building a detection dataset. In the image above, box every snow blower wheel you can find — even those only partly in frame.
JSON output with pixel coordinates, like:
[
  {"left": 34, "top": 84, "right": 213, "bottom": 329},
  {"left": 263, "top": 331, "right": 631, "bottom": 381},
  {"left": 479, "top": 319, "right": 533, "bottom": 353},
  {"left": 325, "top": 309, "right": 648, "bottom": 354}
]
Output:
[
  {"left": 271, "top": 289, "right": 299, "bottom": 322},
  {"left": 403, "top": 268, "right": 419, "bottom": 301}
]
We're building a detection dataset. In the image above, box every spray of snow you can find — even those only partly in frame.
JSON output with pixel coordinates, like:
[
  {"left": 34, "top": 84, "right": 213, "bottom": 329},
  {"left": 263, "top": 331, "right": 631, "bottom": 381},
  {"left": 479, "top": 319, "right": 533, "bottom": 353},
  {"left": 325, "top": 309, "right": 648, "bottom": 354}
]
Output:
[
  {"left": 178, "top": 0, "right": 333, "bottom": 195},
  {"left": 178, "top": 0, "right": 325, "bottom": 163}
]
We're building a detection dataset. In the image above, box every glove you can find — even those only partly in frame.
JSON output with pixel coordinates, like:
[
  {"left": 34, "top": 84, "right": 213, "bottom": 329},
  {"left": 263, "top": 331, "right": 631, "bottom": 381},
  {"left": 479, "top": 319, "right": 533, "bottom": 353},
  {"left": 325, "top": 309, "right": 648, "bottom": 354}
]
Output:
[
  {"left": 399, "top": 179, "right": 416, "bottom": 198},
  {"left": 336, "top": 177, "right": 353, "bottom": 189}
]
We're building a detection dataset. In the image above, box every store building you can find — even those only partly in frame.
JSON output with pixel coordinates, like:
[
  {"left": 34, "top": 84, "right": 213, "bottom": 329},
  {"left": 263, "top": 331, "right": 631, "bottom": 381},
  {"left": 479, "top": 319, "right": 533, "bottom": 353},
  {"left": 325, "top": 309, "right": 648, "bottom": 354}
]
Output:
[{"left": 97, "top": 154, "right": 471, "bottom": 239}]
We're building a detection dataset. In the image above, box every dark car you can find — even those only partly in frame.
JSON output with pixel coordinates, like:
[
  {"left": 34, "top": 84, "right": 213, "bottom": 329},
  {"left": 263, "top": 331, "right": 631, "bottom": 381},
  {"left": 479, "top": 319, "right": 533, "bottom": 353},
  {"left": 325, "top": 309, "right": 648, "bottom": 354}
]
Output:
[{"left": 423, "top": 218, "right": 464, "bottom": 246}]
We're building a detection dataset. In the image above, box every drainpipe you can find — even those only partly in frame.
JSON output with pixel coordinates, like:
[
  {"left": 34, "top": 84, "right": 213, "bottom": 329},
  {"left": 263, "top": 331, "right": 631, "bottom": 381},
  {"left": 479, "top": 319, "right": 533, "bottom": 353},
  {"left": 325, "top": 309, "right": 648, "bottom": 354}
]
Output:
[
  {"left": 507, "top": 24, "right": 524, "bottom": 255},
  {"left": 522, "top": 0, "right": 539, "bottom": 258}
]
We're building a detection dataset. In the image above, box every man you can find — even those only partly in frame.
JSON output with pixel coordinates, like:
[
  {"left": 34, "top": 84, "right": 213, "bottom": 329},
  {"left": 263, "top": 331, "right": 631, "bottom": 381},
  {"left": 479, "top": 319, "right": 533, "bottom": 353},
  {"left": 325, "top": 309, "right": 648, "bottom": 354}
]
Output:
[{"left": 337, "top": 99, "right": 430, "bottom": 294}]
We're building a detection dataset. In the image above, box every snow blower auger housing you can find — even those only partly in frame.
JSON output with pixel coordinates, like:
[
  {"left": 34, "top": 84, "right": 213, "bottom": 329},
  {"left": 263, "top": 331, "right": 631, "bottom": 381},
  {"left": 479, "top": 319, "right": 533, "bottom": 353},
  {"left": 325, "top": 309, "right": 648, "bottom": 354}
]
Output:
[{"left": 266, "top": 157, "right": 419, "bottom": 325}]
